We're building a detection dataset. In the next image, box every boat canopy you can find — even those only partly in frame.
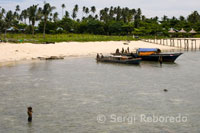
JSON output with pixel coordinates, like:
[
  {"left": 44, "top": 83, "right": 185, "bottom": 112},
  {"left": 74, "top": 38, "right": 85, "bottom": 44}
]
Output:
[{"left": 137, "top": 48, "right": 159, "bottom": 52}]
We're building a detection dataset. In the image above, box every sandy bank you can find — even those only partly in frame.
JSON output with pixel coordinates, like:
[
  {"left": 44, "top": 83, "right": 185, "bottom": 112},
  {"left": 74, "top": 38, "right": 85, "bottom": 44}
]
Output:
[{"left": 0, "top": 41, "right": 178, "bottom": 63}]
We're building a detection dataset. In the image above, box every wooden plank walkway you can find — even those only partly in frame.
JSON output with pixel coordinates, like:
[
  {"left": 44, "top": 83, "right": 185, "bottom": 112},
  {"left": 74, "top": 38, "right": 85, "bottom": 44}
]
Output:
[{"left": 142, "top": 38, "right": 200, "bottom": 51}]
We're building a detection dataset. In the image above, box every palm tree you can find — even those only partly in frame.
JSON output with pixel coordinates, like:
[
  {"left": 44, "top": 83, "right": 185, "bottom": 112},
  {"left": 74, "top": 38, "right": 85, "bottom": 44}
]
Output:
[
  {"left": 134, "top": 8, "right": 142, "bottom": 28},
  {"left": 53, "top": 12, "right": 59, "bottom": 22},
  {"left": 72, "top": 10, "right": 77, "bottom": 20},
  {"left": 162, "top": 15, "right": 168, "bottom": 22},
  {"left": 16, "top": 5, "right": 20, "bottom": 12},
  {"left": 4, "top": 10, "right": 14, "bottom": 38},
  {"left": 42, "top": 3, "right": 56, "bottom": 38},
  {"left": 74, "top": 4, "right": 79, "bottom": 12},
  {"left": 27, "top": 4, "right": 41, "bottom": 36},
  {"left": 109, "top": 6, "right": 114, "bottom": 20},
  {"left": 65, "top": 11, "right": 69, "bottom": 18},
  {"left": 85, "top": 7, "right": 89, "bottom": 17},
  {"left": 116, "top": 6, "right": 121, "bottom": 21},
  {"left": 14, "top": 5, "right": 20, "bottom": 21},
  {"left": 95, "top": 14, "right": 98, "bottom": 19},
  {"left": 82, "top": 6, "right": 86, "bottom": 18},
  {"left": 91, "top": 6, "right": 96, "bottom": 17},
  {"left": 126, "top": 8, "right": 135, "bottom": 22},
  {"left": 0, "top": 8, "right": 5, "bottom": 20},
  {"left": 100, "top": 9, "right": 108, "bottom": 22},
  {"left": 72, "top": 5, "right": 78, "bottom": 20},
  {"left": 188, "top": 11, "right": 200, "bottom": 23},
  {"left": 20, "top": 9, "right": 28, "bottom": 24},
  {"left": 61, "top": 4, "right": 65, "bottom": 18},
  {"left": 0, "top": 8, "right": 6, "bottom": 35}
]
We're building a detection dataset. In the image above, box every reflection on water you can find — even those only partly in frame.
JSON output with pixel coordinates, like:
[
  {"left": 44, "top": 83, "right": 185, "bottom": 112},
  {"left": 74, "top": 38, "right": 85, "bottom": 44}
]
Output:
[{"left": 0, "top": 52, "right": 200, "bottom": 133}]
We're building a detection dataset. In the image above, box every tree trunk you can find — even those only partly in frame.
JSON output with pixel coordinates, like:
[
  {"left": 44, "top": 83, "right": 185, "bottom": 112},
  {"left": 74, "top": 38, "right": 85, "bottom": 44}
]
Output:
[
  {"left": 4, "top": 29, "right": 7, "bottom": 40},
  {"left": 32, "top": 24, "right": 34, "bottom": 37},
  {"left": 43, "top": 18, "right": 47, "bottom": 39}
]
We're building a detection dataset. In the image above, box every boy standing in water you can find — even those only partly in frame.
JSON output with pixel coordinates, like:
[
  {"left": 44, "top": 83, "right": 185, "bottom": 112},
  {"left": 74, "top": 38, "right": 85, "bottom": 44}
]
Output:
[{"left": 27, "top": 107, "right": 33, "bottom": 122}]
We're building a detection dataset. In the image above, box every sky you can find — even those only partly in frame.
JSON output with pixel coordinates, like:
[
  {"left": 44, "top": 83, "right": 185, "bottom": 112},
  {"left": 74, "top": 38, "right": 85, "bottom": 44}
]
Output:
[{"left": 0, "top": 0, "right": 200, "bottom": 19}]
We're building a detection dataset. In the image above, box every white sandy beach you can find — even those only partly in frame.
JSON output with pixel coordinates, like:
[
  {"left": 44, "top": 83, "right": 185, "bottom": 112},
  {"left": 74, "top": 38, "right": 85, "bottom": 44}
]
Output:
[{"left": 0, "top": 40, "right": 180, "bottom": 63}]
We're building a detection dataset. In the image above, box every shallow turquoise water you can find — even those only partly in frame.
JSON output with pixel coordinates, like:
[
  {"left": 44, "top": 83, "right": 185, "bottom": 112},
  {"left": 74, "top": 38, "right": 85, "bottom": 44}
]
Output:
[{"left": 0, "top": 51, "right": 199, "bottom": 133}]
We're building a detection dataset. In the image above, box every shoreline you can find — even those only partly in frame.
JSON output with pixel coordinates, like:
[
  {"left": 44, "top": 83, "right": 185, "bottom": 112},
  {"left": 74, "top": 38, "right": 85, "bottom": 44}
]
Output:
[{"left": 0, "top": 41, "right": 179, "bottom": 64}]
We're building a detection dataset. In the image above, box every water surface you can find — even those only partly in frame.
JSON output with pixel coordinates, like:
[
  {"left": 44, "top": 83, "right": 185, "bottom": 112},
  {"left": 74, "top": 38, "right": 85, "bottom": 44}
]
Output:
[{"left": 0, "top": 52, "right": 200, "bottom": 133}]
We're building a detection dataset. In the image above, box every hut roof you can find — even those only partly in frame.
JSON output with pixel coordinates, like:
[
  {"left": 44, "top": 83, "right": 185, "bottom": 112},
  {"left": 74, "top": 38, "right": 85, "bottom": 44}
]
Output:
[
  {"left": 56, "top": 27, "right": 63, "bottom": 31},
  {"left": 7, "top": 27, "right": 15, "bottom": 31},
  {"left": 179, "top": 28, "right": 186, "bottom": 33},
  {"left": 168, "top": 28, "right": 176, "bottom": 33},
  {"left": 189, "top": 29, "right": 197, "bottom": 34}
]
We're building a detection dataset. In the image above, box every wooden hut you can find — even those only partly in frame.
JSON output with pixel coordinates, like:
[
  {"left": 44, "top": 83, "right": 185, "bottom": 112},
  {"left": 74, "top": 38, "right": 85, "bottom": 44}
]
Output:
[
  {"left": 178, "top": 28, "right": 187, "bottom": 37},
  {"left": 168, "top": 28, "right": 176, "bottom": 37}
]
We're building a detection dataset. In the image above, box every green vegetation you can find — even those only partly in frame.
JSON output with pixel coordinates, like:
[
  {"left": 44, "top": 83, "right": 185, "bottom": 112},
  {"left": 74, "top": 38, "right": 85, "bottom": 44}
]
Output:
[
  {"left": 1, "top": 33, "right": 136, "bottom": 43},
  {"left": 0, "top": 3, "right": 200, "bottom": 43}
]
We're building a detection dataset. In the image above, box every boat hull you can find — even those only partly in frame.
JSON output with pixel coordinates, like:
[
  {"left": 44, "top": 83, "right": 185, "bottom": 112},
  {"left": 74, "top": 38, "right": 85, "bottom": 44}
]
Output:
[
  {"left": 96, "top": 58, "right": 141, "bottom": 64},
  {"left": 134, "top": 53, "right": 182, "bottom": 62},
  {"left": 112, "top": 53, "right": 182, "bottom": 62}
]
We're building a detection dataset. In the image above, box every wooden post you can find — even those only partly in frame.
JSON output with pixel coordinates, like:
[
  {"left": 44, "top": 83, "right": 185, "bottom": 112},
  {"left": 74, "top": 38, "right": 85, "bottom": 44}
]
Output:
[
  {"left": 195, "top": 40, "right": 197, "bottom": 50},
  {"left": 177, "top": 39, "right": 182, "bottom": 48},
  {"left": 180, "top": 39, "right": 182, "bottom": 48},
  {"left": 166, "top": 39, "right": 168, "bottom": 46},
  {"left": 184, "top": 39, "right": 187, "bottom": 49},
  {"left": 191, "top": 40, "right": 193, "bottom": 50},
  {"left": 170, "top": 39, "right": 172, "bottom": 46},
  {"left": 194, "top": 39, "right": 197, "bottom": 50},
  {"left": 177, "top": 39, "right": 179, "bottom": 48}
]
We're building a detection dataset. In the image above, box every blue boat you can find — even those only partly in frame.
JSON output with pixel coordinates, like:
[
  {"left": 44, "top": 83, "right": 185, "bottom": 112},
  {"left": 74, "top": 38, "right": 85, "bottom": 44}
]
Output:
[
  {"left": 112, "top": 48, "right": 182, "bottom": 62},
  {"left": 133, "top": 48, "right": 182, "bottom": 62}
]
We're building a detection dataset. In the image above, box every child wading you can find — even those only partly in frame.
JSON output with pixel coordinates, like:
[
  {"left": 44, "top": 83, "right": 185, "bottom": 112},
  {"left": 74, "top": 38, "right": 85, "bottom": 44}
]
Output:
[{"left": 27, "top": 107, "right": 33, "bottom": 122}]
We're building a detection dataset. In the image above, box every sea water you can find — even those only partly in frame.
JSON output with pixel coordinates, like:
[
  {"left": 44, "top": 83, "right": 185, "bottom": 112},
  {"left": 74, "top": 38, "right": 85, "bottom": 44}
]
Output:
[{"left": 0, "top": 51, "right": 199, "bottom": 133}]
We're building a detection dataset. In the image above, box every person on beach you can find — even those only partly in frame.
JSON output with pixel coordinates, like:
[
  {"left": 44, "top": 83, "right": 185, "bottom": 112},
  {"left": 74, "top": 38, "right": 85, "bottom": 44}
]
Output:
[{"left": 27, "top": 107, "right": 33, "bottom": 122}]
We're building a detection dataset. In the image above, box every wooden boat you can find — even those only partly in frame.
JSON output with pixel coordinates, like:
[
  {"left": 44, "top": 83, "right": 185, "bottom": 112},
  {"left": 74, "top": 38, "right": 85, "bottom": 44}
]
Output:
[
  {"left": 96, "top": 54, "right": 141, "bottom": 64},
  {"left": 112, "top": 48, "right": 182, "bottom": 62}
]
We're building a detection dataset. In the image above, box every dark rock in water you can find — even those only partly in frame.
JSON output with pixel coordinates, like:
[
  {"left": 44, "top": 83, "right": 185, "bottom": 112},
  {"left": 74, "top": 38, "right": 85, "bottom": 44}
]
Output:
[
  {"left": 37, "top": 56, "right": 65, "bottom": 60},
  {"left": 37, "top": 57, "right": 46, "bottom": 60},
  {"left": 164, "top": 89, "right": 168, "bottom": 92},
  {"left": 45, "top": 56, "right": 64, "bottom": 60}
]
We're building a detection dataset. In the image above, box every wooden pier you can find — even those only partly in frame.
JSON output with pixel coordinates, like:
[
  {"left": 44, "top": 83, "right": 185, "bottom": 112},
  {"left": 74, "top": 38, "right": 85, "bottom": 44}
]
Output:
[{"left": 143, "top": 38, "right": 200, "bottom": 51}]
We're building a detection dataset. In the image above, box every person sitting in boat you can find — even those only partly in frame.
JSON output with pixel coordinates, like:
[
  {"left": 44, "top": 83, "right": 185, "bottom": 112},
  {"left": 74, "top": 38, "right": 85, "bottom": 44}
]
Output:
[
  {"left": 127, "top": 47, "right": 129, "bottom": 53},
  {"left": 96, "top": 53, "right": 100, "bottom": 59},
  {"left": 121, "top": 48, "right": 124, "bottom": 53},
  {"left": 116, "top": 48, "right": 120, "bottom": 54},
  {"left": 100, "top": 53, "right": 104, "bottom": 58}
]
